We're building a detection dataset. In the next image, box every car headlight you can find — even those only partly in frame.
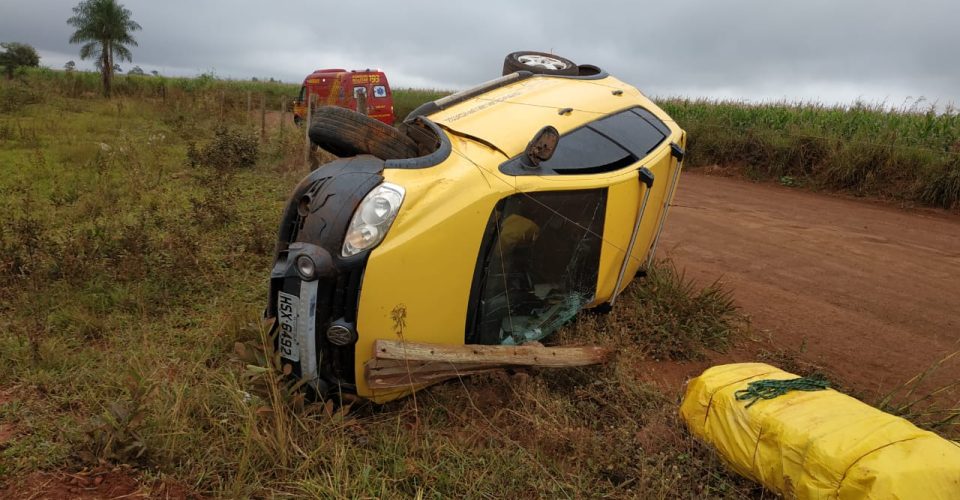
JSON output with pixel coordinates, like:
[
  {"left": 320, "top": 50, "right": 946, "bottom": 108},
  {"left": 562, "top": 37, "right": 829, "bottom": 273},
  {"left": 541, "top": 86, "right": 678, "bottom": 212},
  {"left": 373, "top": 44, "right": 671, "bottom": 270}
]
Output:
[{"left": 342, "top": 183, "right": 405, "bottom": 257}]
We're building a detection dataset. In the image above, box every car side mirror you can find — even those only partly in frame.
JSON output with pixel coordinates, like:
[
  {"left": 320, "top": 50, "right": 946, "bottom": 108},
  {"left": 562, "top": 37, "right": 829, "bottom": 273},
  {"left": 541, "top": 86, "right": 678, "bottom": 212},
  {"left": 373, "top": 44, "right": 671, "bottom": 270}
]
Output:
[{"left": 522, "top": 126, "right": 560, "bottom": 169}]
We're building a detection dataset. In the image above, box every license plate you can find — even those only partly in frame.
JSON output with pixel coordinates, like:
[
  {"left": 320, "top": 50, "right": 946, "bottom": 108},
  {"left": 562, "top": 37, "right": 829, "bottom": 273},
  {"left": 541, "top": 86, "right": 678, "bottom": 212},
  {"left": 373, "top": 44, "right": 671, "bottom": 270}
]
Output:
[{"left": 277, "top": 291, "right": 300, "bottom": 362}]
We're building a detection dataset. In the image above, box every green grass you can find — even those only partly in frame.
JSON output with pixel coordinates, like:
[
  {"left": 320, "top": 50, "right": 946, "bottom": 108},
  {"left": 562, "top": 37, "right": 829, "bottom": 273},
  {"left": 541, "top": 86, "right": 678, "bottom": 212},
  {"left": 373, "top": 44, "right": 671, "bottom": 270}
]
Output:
[
  {"left": 660, "top": 98, "right": 960, "bottom": 208},
  {"left": 878, "top": 349, "right": 960, "bottom": 437},
  {"left": 392, "top": 88, "right": 450, "bottom": 121},
  {"left": 0, "top": 73, "right": 753, "bottom": 497},
  {"left": 15, "top": 68, "right": 960, "bottom": 211},
  {"left": 613, "top": 262, "right": 742, "bottom": 360},
  {"left": 12, "top": 66, "right": 299, "bottom": 101}
]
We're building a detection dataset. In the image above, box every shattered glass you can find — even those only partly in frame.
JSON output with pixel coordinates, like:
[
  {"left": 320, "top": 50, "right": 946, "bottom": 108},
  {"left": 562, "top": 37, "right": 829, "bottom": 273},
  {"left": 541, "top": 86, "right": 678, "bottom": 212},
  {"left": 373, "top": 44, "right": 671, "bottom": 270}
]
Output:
[{"left": 468, "top": 190, "right": 607, "bottom": 345}]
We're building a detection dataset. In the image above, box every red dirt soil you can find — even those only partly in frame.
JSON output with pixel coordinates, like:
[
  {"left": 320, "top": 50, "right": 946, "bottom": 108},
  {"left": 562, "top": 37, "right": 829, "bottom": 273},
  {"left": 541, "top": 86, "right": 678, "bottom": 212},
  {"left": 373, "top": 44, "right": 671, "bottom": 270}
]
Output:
[
  {"left": 651, "top": 171, "right": 960, "bottom": 396},
  {"left": 0, "top": 466, "right": 196, "bottom": 499}
]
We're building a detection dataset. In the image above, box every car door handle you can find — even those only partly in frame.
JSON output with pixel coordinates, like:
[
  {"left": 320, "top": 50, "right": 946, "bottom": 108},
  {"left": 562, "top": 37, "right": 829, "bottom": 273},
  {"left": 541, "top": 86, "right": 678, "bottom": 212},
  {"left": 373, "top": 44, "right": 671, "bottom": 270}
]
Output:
[{"left": 670, "top": 142, "right": 685, "bottom": 162}]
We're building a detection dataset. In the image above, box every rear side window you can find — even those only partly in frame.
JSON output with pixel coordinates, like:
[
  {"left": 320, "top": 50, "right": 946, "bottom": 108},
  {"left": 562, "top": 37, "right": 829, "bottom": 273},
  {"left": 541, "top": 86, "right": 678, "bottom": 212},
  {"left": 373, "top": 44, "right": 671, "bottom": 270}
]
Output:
[
  {"left": 500, "top": 107, "right": 669, "bottom": 176},
  {"left": 536, "top": 127, "right": 635, "bottom": 174},
  {"left": 373, "top": 85, "right": 387, "bottom": 98},
  {"left": 592, "top": 108, "right": 668, "bottom": 156},
  {"left": 633, "top": 108, "right": 671, "bottom": 136}
]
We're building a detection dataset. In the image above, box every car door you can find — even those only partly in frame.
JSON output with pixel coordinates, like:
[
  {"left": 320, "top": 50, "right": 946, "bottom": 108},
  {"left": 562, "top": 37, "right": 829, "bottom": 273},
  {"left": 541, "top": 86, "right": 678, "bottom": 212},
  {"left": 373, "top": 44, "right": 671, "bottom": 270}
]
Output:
[{"left": 579, "top": 107, "right": 678, "bottom": 300}]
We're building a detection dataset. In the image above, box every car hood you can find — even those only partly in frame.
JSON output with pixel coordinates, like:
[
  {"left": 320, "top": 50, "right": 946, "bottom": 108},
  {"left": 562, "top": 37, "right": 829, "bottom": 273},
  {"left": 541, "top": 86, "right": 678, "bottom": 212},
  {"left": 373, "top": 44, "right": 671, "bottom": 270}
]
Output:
[{"left": 427, "top": 75, "right": 650, "bottom": 158}]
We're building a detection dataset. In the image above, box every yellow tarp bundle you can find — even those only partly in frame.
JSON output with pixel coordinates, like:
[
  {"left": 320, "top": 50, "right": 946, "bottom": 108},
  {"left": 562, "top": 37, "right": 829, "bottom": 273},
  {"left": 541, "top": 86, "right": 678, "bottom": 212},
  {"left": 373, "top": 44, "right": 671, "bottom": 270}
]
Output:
[{"left": 680, "top": 363, "right": 960, "bottom": 499}]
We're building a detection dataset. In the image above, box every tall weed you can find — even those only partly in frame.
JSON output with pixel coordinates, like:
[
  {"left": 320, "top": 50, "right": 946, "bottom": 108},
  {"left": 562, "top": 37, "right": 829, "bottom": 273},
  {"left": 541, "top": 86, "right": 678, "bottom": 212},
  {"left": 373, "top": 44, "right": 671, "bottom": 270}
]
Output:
[{"left": 661, "top": 98, "right": 960, "bottom": 208}]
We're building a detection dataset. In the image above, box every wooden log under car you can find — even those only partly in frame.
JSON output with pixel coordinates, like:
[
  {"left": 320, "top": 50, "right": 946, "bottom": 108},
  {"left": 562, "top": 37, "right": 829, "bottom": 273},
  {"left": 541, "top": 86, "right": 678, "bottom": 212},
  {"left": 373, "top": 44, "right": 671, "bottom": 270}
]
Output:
[
  {"left": 371, "top": 340, "right": 611, "bottom": 368},
  {"left": 365, "top": 359, "right": 510, "bottom": 389}
]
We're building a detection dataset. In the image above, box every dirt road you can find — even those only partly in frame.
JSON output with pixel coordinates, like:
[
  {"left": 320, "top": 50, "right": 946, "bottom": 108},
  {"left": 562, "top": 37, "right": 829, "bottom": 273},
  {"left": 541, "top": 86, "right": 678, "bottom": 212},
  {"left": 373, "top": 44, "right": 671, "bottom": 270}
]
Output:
[{"left": 657, "top": 172, "right": 960, "bottom": 395}]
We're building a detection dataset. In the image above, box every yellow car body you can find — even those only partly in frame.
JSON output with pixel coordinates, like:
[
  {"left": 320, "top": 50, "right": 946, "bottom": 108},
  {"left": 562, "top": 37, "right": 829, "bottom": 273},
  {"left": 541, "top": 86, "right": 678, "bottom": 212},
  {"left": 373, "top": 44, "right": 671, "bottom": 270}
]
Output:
[{"left": 267, "top": 67, "right": 685, "bottom": 403}]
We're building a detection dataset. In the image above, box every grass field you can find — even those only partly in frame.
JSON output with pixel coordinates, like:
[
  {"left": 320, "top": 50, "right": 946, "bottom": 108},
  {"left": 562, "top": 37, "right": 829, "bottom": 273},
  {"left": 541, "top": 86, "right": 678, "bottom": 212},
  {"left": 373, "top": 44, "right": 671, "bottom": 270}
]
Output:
[
  {"left": 9, "top": 68, "right": 959, "bottom": 209},
  {"left": 1, "top": 69, "right": 957, "bottom": 496}
]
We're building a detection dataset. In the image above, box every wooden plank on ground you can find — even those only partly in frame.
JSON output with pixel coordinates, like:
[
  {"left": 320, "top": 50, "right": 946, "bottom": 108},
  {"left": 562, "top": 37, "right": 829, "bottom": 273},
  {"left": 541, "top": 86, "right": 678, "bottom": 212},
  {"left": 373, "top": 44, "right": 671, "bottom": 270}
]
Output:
[
  {"left": 365, "top": 359, "right": 509, "bottom": 389},
  {"left": 372, "top": 340, "right": 610, "bottom": 368}
]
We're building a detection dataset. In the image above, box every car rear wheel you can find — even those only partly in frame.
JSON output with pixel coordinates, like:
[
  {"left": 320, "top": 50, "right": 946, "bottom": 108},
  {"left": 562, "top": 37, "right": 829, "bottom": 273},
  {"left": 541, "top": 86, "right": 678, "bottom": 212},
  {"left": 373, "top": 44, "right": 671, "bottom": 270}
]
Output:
[
  {"left": 309, "top": 106, "right": 418, "bottom": 160},
  {"left": 502, "top": 51, "right": 578, "bottom": 76}
]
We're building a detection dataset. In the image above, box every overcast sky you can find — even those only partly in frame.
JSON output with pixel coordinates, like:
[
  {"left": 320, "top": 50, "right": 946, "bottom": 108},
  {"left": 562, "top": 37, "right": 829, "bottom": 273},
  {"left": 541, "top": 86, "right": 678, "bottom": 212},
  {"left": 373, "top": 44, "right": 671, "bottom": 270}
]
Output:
[{"left": 2, "top": 0, "right": 959, "bottom": 108}]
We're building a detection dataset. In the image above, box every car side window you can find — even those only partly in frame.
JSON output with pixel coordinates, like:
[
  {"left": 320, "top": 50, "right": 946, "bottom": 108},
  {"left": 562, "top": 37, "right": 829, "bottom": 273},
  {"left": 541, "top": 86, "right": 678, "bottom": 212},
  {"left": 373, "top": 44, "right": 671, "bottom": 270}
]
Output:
[
  {"left": 536, "top": 127, "right": 635, "bottom": 174},
  {"left": 633, "top": 108, "right": 671, "bottom": 137},
  {"left": 499, "top": 107, "right": 669, "bottom": 176},
  {"left": 592, "top": 108, "right": 668, "bottom": 156}
]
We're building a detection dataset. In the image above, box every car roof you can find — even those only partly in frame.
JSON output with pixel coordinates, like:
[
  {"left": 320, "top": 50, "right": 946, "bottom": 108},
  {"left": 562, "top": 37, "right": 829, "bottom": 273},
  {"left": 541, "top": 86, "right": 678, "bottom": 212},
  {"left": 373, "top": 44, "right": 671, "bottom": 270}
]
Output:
[
  {"left": 427, "top": 74, "right": 671, "bottom": 158},
  {"left": 305, "top": 69, "right": 387, "bottom": 80}
]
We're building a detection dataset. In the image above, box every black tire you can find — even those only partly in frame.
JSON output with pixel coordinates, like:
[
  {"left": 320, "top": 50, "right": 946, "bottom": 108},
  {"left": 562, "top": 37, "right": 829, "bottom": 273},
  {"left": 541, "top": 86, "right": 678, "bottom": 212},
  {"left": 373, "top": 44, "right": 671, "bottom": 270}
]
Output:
[
  {"left": 308, "top": 106, "right": 418, "bottom": 160},
  {"left": 502, "top": 51, "right": 578, "bottom": 76}
]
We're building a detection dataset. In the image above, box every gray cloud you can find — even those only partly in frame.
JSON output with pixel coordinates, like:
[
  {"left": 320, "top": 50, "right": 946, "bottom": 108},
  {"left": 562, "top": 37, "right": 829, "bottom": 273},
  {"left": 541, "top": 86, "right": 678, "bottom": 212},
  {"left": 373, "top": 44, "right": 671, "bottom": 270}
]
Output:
[{"left": 3, "top": 0, "right": 959, "bottom": 107}]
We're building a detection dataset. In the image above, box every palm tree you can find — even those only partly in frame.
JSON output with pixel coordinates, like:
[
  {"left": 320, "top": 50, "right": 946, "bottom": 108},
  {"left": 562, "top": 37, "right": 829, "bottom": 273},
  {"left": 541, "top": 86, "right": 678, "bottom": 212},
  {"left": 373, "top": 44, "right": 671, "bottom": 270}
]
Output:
[{"left": 67, "top": 0, "right": 141, "bottom": 97}]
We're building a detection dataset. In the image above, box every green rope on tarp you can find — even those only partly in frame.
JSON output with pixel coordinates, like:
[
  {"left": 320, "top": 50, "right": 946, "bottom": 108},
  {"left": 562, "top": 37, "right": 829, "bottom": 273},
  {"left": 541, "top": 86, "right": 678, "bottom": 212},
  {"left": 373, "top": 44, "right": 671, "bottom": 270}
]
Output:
[{"left": 735, "top": 377, "right": 830, "bottom": 408}]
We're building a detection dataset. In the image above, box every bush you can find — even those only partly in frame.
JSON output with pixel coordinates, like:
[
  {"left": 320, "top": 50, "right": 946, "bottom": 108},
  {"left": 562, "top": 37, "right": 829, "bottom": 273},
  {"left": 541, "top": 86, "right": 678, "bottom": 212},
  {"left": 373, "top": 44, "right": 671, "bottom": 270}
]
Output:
[
  {"left": 616, "top": 261, "right": 742, "bottom": 360},
  {"left": 0, "top": 42, "right": 40, "bottom": 78},
  {"left": 0, "top": 82, "right": 42, "bottom": 112},
  {"left": 187, "top": 127, "right": 259, "bottom": 170}
]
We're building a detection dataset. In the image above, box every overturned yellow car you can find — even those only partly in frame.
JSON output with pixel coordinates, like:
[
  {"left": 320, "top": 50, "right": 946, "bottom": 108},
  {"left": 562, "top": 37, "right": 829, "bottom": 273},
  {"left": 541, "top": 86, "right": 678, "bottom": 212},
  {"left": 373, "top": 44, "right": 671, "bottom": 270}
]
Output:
[{"left": 266, "top": 51, "right": 686, "bottom": 402}]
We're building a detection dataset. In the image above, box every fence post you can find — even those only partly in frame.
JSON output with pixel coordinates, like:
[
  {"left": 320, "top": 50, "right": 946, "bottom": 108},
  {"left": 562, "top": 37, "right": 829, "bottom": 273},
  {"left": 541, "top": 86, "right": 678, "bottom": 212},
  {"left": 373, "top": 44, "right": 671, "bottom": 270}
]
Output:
[
  {"left": 246, "top": 91, "right": 252, "bottom": 124},
  {"left": 304, "top": 95, "right": 314, "bottom": 168},
  {"left": 357, "top": 91, "right": 368, "bottom": 116},
  {"left": 279, "top": 96, "right": 286, "bottom": 142},
  {"left": 260, "top": 93, "right": 267, "bottom": 140}
]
